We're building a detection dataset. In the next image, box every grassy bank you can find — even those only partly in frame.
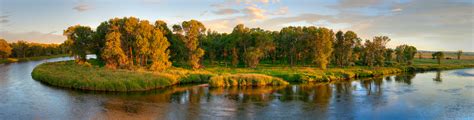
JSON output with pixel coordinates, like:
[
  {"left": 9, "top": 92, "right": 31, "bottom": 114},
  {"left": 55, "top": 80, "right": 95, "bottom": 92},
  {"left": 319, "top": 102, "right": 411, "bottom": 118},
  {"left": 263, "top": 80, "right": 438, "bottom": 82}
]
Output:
[
  {"left": 0, "top": 54, "right": 69, "bottom": 64},
  {"left": 32, "top": 58, "right": 474, "bottom": 91},
  {"left": 209, "top": 74, "right": 289, "bottom": 87},
  {"left": 32, "top": 61, "right": 181, "bottom": 91}
]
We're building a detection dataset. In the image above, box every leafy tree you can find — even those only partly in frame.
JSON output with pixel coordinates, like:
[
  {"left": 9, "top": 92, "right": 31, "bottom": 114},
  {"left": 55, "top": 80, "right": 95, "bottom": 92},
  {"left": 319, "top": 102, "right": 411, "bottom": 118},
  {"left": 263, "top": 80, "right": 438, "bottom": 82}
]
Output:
[
  {"left": 395, "top": 45, "right": 417, "bottom": 65},
  {"left": 0, "top": 39, "right": 12, "bottom": 58},
  {"left": 101, "top": 26, "right": 128, "bottom": 69},
  {"left": 432, "top": 52, "right": 444, "bottom": 65},
  {"left": 176, "top": 20, "right": 206, "bottom": 69},
  {"left": 148, "top": 26, "right": 172, "bottom": 71},
  {"left": 242, "top": 28, "right": 275, "bottom": 68},
  {"left": 334, "top": 31, "right": 357, "bottom": 67},
  {"left": 306, "top": 27, "right": 334, "bottom": 70},
  {"left": 63, "top": 25, "right": 94, "bottom": 63},
  {"left": 385, "top": 48, "right": 394, "bottom": 63},
  {"left": 456, "top": 50, "right": 462, "bottom": 60},
  {"left": 363, "top": 36, "right": 390, "bottom": 67},
  {"left": 279, "top": 26, "right": 304, "bottom": 67}
]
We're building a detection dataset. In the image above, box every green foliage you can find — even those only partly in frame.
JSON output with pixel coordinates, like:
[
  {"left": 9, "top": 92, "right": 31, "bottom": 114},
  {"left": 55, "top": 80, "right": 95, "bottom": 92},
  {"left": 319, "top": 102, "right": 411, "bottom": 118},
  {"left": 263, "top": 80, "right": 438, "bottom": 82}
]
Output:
[
  {"left": 307, "top": 27, "right": 334, "bottom": 70},
  {"left": 432, "top": 52, "right": 445, "bottom": 65},
  {"left": 63, "top": 25, "right": 94, "bottom": 63},
  {"left": 334, "top": 31, "right": 357, "bottom": 67},
  {"left": 362, "top": 36, "right": 390, "bottom": 67},
  {"left": 173, "top": 20, "right": 206, "bottom": 69},
  {"left": 395, "top": 45, "right": 417, "bottom": 65}
]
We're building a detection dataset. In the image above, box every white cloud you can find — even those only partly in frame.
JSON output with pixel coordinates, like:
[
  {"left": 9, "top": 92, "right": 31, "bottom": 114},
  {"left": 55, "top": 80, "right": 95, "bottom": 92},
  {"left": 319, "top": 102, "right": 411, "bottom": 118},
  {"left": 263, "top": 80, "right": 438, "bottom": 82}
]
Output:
[{"left": 391, "top": 8, "right": 403, "bottom": 12}]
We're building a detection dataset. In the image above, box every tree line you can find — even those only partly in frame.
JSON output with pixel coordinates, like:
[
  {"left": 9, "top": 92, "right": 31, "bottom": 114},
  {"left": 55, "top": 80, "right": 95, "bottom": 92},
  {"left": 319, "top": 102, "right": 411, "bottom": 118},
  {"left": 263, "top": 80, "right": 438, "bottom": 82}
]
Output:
[
  {"left": 0, "top": 39, "right": 68, "bottom": 59},
  {"left": 63, "top": 17, "right": 420, "bottom": 71}
]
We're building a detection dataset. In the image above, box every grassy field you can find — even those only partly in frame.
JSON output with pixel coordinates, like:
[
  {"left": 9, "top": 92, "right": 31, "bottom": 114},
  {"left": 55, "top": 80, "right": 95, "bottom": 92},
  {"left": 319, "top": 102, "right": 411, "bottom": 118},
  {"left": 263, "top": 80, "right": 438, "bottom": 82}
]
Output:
[
  {"left": 31, "top": 58, "right": 474, "bottom": 91},
  {"left": 0, "top": 54, "right": 69, "bottom": 64}
]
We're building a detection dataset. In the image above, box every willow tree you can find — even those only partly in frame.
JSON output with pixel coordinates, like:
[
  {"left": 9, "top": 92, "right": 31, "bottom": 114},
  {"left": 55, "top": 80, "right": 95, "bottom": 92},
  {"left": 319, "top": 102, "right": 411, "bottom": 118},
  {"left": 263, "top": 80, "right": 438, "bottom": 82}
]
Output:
[
  {"left": 0, "top": 39, "right": 12, "bottom": 58},
  {"left": 175, "top": 20, "right": 206, "bottom": 69},
  {"left": 63, "top": 25, "right": 94, "bottom": 63},
  {"left": 101, "top": 26, "right": 128, "bottom": 69},
  {"left": 306, "top": 27, "right": 334, "bottom": 70}
]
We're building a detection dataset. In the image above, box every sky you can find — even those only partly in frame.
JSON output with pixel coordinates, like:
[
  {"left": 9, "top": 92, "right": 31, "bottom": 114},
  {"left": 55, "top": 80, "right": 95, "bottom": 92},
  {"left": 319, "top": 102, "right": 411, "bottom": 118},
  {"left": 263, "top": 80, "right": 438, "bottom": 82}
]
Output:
[{"left": 0, "top": 0, "right": 473, "bottom": 51}]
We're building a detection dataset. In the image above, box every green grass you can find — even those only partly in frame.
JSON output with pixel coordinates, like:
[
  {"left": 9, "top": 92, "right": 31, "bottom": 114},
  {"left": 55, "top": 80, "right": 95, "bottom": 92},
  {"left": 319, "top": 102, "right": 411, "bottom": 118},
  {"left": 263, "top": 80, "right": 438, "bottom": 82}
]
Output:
[
  {"left": 413, "top": 58, "right": 474, "bottom": 65},
  {"left": 32, "top": 61, "right": 180, "bottom": 91},
  {"left": 208, "top": 74, "right": 289, "bottom": 87},
  {"left": 31, "top": 58, "right": 474, "bottom": 91}
]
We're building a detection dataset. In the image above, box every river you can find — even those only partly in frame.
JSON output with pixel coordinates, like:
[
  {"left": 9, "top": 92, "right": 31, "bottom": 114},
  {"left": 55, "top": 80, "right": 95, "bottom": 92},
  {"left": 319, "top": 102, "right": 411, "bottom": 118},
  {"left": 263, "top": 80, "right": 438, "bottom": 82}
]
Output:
[{"left": 0, "top": 56, "right": 473, "bottom": 120}]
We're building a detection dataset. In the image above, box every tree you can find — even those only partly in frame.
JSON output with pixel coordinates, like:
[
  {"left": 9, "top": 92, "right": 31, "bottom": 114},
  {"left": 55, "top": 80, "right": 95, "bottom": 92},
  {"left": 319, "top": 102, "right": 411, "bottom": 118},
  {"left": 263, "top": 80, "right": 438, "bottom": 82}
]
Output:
[
  {"left": 101, "top": 26, "right": 128, "bottom": 69},
  {"left": 176, "top": 20, "right": 206, "bottom": 69},
  {"left": 363, "top": 36, "right": 390, "bottom": 67},
  {"left": 334, "top": 31, "right": 357, "bottom": 67},
  {"left": 456, "top": 50, "right": 463, "bottom": 60},
  {"left": 148, "top": 27, "right": 172, "bottom": 71},
  {"left": 306, "top": 27, "right": 334, "bottom": 70},
  {"left": 63, "top": 25, "right": 94, "bottom": 63},
  {"left": 242, "top": 28, "right": 275, "bottom": 68},
  {"left": 385, "top": 48, "right": 394, "bottom": 62},
  {"left": 0, "top": 39, "right": 12, "bottom": 58},
  {"left": 432, "top": 52, "right": 444, "bottom": 65},
  {"left": 395, "top": 45, "right": 417, "bottom": 65}
]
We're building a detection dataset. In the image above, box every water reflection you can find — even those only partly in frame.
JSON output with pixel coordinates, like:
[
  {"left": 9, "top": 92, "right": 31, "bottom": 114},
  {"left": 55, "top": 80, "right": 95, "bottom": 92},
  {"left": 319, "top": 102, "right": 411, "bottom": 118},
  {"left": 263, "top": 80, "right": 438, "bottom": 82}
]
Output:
[
  {"left": 0, "top": 57, "right": 473, "bottom": 119},
  {"left": 433, "top": 70, "right": 442, "bottom": 83},
  {"left": 394, "top": 72, "right": 416, "bottom": 85}
]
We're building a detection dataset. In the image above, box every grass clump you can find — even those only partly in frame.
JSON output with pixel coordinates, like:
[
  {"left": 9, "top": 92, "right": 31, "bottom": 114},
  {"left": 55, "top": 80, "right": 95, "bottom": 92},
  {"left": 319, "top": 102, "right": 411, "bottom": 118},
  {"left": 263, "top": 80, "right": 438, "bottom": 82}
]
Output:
[
  {"left": 208, "top": 74, "right": 289, "bottom": 87},
  {"left": 32, "top": 61, "right": 179, "bottom": 91}
]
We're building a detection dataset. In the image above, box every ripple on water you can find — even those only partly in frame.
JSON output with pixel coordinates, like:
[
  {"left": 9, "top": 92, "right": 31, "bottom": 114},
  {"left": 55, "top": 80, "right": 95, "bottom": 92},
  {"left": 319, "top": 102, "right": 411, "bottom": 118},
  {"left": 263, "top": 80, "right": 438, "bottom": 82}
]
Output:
[{"left": 453, "top": 69, "right": 474, "bottom": 77}]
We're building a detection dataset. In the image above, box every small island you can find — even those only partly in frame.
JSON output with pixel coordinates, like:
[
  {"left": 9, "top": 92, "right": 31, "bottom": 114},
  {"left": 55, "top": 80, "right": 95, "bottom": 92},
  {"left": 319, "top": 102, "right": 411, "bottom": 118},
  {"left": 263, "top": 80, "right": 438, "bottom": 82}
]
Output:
[{"left": 26, "top": 17, "right": 473, "bottom": 91}]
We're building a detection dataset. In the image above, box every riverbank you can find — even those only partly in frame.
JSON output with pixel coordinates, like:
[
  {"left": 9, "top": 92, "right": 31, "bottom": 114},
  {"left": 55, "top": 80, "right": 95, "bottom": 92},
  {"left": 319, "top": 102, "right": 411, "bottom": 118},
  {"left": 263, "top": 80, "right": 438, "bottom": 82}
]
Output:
[
  {"left": 31, "top": 59, "right": 474, "bottom": 91},
  {"left": 0, "top": 54, "right": 69, "bottom": 64}
]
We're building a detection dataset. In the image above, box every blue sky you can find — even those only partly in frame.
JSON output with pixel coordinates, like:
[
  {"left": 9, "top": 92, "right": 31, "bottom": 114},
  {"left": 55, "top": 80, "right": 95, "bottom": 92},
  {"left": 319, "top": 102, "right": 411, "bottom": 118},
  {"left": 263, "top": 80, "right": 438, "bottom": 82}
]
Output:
[{"left": 0, "top": 0, "right": 473, "bottom": 51}]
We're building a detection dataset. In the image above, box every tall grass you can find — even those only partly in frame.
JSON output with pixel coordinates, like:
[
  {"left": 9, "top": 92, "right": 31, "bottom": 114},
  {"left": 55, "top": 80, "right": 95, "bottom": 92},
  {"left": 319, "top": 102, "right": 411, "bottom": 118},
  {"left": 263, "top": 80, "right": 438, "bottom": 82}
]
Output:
[
  {"left": 32, "top": 58, "right": 474, "bottom": 91},
  {"left": 208, "top": 74, "right": 289, "bottom": 87},
  {"left": 32, "top": 61, "right": 180, "bottom": 91}
]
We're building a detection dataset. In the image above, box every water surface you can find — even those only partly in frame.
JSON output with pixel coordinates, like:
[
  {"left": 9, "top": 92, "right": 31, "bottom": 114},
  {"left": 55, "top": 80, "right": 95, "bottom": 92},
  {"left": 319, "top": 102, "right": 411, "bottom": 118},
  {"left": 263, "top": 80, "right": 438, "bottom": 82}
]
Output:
[{"left": 0, "top": 57, "right": 473, "bottom": 119}]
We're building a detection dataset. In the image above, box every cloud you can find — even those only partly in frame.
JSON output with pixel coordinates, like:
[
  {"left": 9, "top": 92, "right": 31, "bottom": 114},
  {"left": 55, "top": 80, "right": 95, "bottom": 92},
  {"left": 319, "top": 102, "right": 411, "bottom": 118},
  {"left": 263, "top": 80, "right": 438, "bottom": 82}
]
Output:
[
  {"left": 211, "top": 0, "right": 279, "bottom": 8},
  {"left": 391, "top": 8, "right": 403, "bottom": 12},
  {"left": 0, "top": 15, "right": 8, "bottom": 23},
  {"left": 335, "top": 0, "right": 382, "bottom": 8},
  {"left": 242, "top": 6, "right": 266, "bottom": 20},
  {"left": 73, "top": 4, "right": 91, "bottom": 12},
  {"left": 0, "top": 31, "right": 65, "bottom": 44},
  {"left": 213, "top": 8, "right": 240, "bottom": 15},
  {"left": 271, "top": 7, "right": 288, "bottom": 15}
]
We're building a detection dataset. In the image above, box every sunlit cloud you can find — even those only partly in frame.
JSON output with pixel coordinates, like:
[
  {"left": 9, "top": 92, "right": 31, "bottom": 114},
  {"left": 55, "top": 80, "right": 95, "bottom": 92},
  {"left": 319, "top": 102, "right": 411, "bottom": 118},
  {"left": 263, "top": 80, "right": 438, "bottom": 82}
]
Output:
[{"left": 213, "top": 8, "right": 240, "bottom": 15}]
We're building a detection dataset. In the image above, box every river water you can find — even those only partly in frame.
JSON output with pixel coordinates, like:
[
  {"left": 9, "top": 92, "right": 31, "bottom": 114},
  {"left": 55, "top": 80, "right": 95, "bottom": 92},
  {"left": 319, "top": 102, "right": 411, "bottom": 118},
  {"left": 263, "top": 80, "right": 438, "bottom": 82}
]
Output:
[{"left": 0, "top": 57, "right": 473, "bottom": 120}]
